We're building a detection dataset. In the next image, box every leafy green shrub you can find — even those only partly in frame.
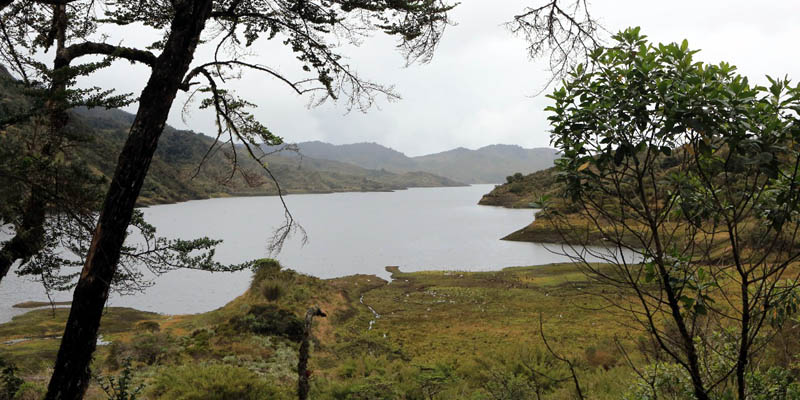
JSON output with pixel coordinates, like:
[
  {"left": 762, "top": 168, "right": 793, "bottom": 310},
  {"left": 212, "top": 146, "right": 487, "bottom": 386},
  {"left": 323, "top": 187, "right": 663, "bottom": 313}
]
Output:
[
  {"left": 105, "top": 332, "right": 174, "bottom": 368},
  {"left": 0, "top": 358, "right": 23, "bottom": 400},
  {"left": 509, "top": 182, "right": 525, "bottom": 194},
  {"left": 481, "top": 371, "right": 538, "bottom": 400},
  {"left": 506, "top": 172, "right": 524, "bottom": 184},
  {"left": 746, "top": 367, "right": 800, "bottom": 400},
  {"left": 410, "top": 362, "right": 457, "bottom": 400},
  {"left": 130, "top": 333, "right": 172, "bottom": 365},
  {"left": 145, "top": 363, "right": 283, "bottom": 400},
  {"left": 623, "top": 362, "right": 697, "bottom": 400},
  {"left": 11, "top": 382, "right": 46, "bottom": 400},
  {"left": 230, "top": 304, "right": 304, "bottom": 341},
  {"left": 182, "top": 329, "right": 215, "bottom": 359},
  {"left": 96, "top": 358, "right": 143, "bottom": 400},
  {"left": 467, "top": 348, "right": 569, "bottom": 398},
  {"left": 250, "top": 259, "right": 282, "bottom": 291}
]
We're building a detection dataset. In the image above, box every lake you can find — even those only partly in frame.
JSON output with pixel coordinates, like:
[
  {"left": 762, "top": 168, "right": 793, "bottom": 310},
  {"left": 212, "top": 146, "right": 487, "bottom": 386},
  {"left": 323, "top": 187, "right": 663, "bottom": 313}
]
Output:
[{"left": 0, "top": 184, "right": 594, "bottom": 322}]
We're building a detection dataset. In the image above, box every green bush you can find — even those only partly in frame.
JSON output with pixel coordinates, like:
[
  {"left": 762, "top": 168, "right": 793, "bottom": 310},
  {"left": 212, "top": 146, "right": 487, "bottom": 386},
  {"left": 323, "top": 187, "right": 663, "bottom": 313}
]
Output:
[
  {"left": 249, "top": 259, "right": 282, "bottom": 291},
  {"left": 96, "top": 358, "right": 143, "bottom": 400},
  {"left": 146, "top": 364, "right": 283, "bottom": 400},
  {"left": 229, "top": 304, "right": 304, "bottom": 341},
  {"left": 0, "top": 358, "right": 22, "bottom": 400},
  {"left": 466, "top": 348, "right": 569, "bottom": 398},
  {"left": 182, "top": 329, "right": 215, "bottom": 359},
  {"left": 106, "top": 332, "right": 175, "bottom": 368},
  {"left": 130, "top": 333, "right": 172, "bottom": 365},
  {"left": 506, "top": 172, "right": 524, "bottom": 184},
  {"left": 11, "top": 382, "right": 45, "bottom": 400}
]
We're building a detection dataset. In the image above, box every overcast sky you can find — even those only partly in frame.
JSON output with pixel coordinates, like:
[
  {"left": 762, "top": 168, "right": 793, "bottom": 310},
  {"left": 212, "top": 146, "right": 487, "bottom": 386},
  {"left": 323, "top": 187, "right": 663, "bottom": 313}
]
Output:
[{"left": 82, "top": 1, "right": 800, "bottom": 157}]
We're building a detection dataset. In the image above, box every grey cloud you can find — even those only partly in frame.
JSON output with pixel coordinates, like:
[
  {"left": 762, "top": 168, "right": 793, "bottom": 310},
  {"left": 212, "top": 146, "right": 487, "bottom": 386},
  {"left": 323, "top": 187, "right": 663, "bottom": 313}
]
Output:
[{"left": 75, "top": 1, "right": 800, "bottom": 156}]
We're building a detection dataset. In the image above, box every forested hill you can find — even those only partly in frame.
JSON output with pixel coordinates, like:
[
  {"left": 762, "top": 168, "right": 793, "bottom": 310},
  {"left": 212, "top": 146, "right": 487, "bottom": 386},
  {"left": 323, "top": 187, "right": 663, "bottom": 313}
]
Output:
[
  {"left": 73, "top": 108, "right": 466, "bottom": 205},
  {"left": 269, "top": 141, "right": 559, "bottom": 184},
  {"left": 0, "top": 68, "right": 463, "bottom": 206}
]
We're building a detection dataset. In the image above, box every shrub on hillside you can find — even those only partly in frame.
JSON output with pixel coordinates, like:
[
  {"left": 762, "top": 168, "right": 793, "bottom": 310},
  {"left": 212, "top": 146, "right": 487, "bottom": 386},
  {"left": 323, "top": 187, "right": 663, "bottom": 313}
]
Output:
[
  {"left": 11, "top": 382, "right": 46, "bottom": 400},
  {"left": 230, "top": 304, "right": 304, "bottom": 341},
  {"left": 468, "top": 348, "right": 570, "bottom": 398},
  {"left": 130, "top": 332, "right": 173, "bottom": 365},
  {"left": 105, "top": 332, "right": 176, "bottom": 368},
  {"left": 0, "top": 358, "right": 23, "bottom": 400},
  {"left": 249, "top": 259, "right": 283, "bottom": 291},
  {"left": 145, "top": 363, "right": 285, "bottom": 400},
  {"left": 506, "top": 172, "right": 524, "bottom": 184}
]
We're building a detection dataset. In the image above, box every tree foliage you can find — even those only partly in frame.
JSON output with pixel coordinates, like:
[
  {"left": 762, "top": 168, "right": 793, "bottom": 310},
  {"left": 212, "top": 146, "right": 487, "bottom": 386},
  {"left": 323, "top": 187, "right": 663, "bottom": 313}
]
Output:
[{"left": 545, "top": 27, "right": 800, "bottom": 399}]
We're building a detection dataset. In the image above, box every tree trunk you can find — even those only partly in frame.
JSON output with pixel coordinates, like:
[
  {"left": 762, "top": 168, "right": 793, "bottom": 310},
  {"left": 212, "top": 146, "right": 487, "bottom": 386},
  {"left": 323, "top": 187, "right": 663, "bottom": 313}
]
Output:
[
  {"left": 44, "top": 1, "right": 212, "bottom": 398},
  {"left": 736, "top": 280, "right": 750, "bottom": 400},
  {"left": 298, "top": 307, "right": 325, "bottom": 400}
]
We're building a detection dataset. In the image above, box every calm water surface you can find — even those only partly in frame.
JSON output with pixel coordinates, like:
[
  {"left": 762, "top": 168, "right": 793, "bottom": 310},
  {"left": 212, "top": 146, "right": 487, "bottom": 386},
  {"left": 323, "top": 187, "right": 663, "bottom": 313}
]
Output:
[{"left": 0, "top": 184, "right": 585, "bottom": 322}]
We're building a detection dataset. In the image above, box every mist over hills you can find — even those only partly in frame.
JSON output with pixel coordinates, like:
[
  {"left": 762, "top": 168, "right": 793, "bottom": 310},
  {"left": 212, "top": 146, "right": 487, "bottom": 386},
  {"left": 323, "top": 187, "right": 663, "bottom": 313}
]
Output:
[{"left": 270, "top": 141, "right": 559, "bottom": 184}]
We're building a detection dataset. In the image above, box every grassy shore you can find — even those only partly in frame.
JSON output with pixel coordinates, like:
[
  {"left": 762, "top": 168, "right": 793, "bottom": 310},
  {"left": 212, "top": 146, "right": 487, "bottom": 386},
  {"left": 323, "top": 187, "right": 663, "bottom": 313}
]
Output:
[{"left": 0, "top": 260, "right": 698, "bottom": 398}]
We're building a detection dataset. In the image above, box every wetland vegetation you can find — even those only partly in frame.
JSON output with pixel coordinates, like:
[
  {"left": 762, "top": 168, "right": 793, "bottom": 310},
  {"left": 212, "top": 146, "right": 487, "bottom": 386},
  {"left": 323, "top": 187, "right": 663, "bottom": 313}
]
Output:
[{"left": 0, "top": 260, "right": 691, "bottom": 399}]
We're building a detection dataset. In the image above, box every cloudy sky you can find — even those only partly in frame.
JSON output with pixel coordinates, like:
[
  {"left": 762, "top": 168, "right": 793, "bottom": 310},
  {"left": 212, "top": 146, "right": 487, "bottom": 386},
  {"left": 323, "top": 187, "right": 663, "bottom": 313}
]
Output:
[{"left": 84, "top": 1, "right": 800, "bottom": 157}]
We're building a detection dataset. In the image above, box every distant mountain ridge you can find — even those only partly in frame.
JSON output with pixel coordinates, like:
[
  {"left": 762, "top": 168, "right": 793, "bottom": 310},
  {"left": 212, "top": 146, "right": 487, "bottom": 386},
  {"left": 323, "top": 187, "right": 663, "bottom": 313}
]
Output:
[
  {"left": 68, "top": 107, "right": 465, "bottom": 205},
  {"left": 270, "top": 141, "right": 559, "bottom": 184}
]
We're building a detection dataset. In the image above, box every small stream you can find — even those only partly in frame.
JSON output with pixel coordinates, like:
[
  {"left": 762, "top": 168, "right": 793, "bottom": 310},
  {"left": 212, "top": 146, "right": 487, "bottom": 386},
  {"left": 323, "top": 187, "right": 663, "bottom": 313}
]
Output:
[{"left": 360, "top": 295, "right": 381, "bottom": 331}]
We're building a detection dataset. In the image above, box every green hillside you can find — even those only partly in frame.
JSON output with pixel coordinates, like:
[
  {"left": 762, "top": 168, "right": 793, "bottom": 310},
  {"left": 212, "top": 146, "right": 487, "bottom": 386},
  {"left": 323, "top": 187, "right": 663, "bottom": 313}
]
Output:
[
  {"left": 0, "top": 68, "right": 463, "bottom": 207},
  {"left": 479, "top": 166, "right": 561, "bottom": 209},
  {"left": 70, "top": 107, "right": 464, "bottom": 206}
]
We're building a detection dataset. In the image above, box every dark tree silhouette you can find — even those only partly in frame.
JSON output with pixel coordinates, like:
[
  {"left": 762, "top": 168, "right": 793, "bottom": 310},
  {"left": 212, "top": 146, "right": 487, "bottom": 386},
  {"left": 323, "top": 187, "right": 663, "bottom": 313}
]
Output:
[
  {"left": 0, "top": 3, "right": 236, "bottom": 297},
  {"left": 508, "top": 0, "right": 603, "bottom": 90}
]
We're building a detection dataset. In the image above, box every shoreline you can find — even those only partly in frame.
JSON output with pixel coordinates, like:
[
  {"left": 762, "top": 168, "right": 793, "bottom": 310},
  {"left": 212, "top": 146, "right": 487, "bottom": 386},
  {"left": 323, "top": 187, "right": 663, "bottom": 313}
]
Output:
[
  {"left": 0, "top": 262, "right": 575, "bottom": 326},
  {"left": 136, "top": 180, "right": 471, "bottom": 207}
]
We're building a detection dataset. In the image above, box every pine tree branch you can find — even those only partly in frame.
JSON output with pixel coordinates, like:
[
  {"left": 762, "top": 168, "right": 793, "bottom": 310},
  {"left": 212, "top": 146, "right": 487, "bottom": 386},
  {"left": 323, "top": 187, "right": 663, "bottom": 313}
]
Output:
[{"left": 62, "top": 42, "right": 157, "bottom": 66}]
